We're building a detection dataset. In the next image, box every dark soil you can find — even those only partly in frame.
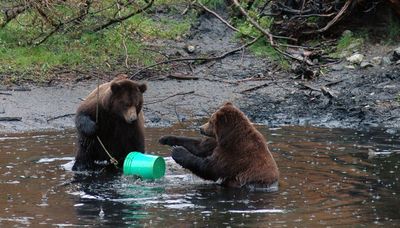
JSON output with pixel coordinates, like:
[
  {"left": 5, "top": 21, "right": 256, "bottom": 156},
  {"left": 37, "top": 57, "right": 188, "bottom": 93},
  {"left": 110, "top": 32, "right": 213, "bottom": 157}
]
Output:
[{"left": 244, "top": 66, "right": 400, "bottom": 131}]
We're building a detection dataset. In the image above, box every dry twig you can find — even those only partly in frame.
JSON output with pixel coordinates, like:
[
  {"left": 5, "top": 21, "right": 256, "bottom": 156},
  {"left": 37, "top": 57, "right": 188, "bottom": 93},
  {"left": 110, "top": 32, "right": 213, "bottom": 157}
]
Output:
[{"left": 146, "top": 91, "right": 195, "bottom": 105}]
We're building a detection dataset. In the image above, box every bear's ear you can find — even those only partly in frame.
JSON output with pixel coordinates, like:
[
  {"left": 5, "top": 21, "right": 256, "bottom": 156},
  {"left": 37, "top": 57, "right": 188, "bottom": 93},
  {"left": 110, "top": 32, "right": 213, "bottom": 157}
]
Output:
[
  {"left": 214, "top": 111, "right": 228, "bottom": 125},
  {"left": 115, "top": 73, "right": 128, "bottom": 80},
  {"left": 224, "top": 102, "right": 233, "bottom": 106},
  {"left": 139, "top": 83, "right": 147, "bottom": 93},
  {"left": 110, "top": 82, "right": 120, "bottom": 94}
]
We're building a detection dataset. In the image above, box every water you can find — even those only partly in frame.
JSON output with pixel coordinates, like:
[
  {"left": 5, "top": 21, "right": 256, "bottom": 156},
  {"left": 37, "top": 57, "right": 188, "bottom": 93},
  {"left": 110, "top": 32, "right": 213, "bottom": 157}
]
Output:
[{"left": 0, "top": 124, "right": 399, "bottom": 227}]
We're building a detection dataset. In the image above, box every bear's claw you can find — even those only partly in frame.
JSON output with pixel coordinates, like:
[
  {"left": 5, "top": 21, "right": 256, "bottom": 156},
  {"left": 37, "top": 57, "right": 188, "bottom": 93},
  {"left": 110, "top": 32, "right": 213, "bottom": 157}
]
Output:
[{"left": 171, "top": 146, "right": 190, "bottom": 164}]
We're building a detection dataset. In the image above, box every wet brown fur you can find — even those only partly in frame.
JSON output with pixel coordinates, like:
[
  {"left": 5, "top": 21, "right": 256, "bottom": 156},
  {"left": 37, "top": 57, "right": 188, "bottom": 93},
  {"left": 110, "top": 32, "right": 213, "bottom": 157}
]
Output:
[
  {"left": 160, "top": 102, "right": 279, "bottom": 188},
  {"left": 72, "top": 77, "right": 146, "bottom": 171}
]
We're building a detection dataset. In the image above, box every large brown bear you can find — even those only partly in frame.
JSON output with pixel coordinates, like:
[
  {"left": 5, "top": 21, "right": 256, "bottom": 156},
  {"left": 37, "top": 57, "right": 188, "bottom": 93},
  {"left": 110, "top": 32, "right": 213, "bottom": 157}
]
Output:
[
  {"left": 72, "top": 77, "right": 147, "bottom": 171},
  {"left": 159, "top": 102, "right": 279, "bottom": 188}
]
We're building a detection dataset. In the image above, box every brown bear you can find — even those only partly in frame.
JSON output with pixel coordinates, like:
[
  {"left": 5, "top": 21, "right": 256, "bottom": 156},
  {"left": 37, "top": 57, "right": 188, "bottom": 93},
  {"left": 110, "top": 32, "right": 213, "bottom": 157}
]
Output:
[
  {"left": 72, "top": 77, "right": 147, "bottom": 171},
  {"left": 159, "top": 102, "right": 279, "bottom": 188}
]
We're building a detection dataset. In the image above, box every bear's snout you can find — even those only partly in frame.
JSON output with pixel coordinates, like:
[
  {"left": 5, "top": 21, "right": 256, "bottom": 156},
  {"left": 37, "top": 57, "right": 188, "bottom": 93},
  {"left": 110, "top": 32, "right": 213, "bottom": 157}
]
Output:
[
  {"left": 200, "top": 127, "right": 206, "bottom": 135},
  {"left": 126, "top": 115, "right": 138, "bottom": 123},
  {"left": 124, "top": 107, "right": 138, "bottom": 124},
  {"left": 200, "top": 122, "right": 214, "bottom": 137}
]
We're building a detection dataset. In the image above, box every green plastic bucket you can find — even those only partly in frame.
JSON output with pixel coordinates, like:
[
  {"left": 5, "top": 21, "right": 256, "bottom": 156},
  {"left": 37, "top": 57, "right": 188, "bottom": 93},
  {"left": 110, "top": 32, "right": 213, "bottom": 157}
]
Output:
[{"left": 123, "top": 152, "right": 166, "bottom": 179}]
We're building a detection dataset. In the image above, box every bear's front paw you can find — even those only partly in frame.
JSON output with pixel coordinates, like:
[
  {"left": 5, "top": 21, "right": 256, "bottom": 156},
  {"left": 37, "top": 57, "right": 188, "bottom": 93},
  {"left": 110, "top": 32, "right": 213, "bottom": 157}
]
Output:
[
  {"left": 171, "top": 146, "right": 190, "bottom": 164},
  {"left": 159, "top": 135, "right": 176, "bottom": 146},
  {"left": 82, "top": 120, "right": 97, "bottom": 136}
]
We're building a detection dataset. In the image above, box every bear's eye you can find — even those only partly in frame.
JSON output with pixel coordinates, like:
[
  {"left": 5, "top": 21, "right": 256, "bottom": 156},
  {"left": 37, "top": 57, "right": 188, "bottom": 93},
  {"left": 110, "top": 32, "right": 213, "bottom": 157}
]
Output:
[{"left": 120, "top": 101, "right": 130, "bottom": 108}]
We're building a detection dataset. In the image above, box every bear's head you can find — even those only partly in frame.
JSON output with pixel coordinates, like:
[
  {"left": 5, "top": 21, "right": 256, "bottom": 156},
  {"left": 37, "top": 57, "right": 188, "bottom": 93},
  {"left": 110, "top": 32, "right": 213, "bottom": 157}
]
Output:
[
  {"left": 108, "top": 79, "right": 147, "bottom": 124},
  {"left": 200, "top": 102, "right": 248, "bottom": 139}
]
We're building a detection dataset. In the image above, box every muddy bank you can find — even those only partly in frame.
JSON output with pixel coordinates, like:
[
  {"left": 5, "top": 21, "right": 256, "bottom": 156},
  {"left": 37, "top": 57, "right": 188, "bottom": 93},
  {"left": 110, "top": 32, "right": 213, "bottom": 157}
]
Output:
[
  {"left": 244, "top": 66, "right": 400, "bottom": 131},
  {"left": 0, "top": 11, "right": 399, "bottom": 133}
]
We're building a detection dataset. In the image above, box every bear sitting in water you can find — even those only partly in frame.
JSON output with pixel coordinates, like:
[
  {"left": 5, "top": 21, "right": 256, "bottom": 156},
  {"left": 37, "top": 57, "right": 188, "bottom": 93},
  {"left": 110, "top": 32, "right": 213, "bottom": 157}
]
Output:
[
  {"left": 159, "top": 102, "right": 279, "bottom": 188},
  {"left": 72, "top": 77, "right": 147, "bottom": 171}
]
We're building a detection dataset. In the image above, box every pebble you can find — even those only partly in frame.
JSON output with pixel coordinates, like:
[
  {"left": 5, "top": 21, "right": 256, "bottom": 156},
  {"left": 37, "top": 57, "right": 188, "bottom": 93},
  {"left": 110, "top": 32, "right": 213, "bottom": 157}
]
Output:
[{"left": 186, "top": 45, "right": 195, "bottom": 53}]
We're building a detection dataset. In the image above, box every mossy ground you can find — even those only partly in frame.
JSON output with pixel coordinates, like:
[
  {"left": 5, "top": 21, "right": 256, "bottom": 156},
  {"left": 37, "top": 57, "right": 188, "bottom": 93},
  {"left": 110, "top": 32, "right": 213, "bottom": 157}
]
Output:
[{"left": 0, "top": 0, "right": 193, "bottom": 84}]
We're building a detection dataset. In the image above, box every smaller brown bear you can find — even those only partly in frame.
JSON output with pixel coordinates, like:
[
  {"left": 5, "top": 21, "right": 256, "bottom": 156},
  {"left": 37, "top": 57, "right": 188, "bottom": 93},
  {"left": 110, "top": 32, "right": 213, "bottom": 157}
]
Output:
[
  {"left": 159, "top": 102, "right": 279, "bottom": 188},
  {"left": 72, "top": 77, "right": 147, "bottom": 171}
]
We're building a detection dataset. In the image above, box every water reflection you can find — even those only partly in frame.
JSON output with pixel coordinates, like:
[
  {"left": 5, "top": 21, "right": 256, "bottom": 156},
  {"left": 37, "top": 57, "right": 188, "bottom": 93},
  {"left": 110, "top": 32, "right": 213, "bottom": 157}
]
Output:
[{"left": 0, "top": 125, "right": 399, "bottom": 226}]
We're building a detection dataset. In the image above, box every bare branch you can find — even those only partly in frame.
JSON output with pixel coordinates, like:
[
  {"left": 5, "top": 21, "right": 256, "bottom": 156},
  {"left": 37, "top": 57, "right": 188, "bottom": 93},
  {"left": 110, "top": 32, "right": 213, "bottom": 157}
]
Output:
[
  {"left": 93, "top": 0, "right": 154, "bottom": 32},
  {"left": 1, "top": 4, "right": 31, "bottom": 28}
]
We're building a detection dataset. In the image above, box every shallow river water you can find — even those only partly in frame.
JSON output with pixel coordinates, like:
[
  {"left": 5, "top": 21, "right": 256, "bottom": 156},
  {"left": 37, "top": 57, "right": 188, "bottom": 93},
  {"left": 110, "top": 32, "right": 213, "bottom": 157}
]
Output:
[{"left": 0, "top": 124, "right": 399, "bottom": 227}]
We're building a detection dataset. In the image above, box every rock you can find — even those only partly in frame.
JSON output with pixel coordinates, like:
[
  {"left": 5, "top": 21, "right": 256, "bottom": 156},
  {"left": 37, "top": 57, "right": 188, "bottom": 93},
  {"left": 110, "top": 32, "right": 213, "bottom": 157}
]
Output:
[
  {"left": 331, "top": 63, "right": 344, "bottom": 71},
  {"left": 392, "top": 46, "right": 400, "bottom": 61},
  {"left": 360, "top": 61, "right": 373, "bottom": 68},
  {"left": 371, "top": 56, "right": 382, "bottom": 65},
  {"left": 396, "top": 60, "right": 400, "bottom": 65},
  {"left": 345, "top": 65, "right": 356, "bottom": 70},
  {"left": 382, "top": 56, "right": 392, "bottom": 65},
  {"left": 186, "top": 45, "right": 195, "bottom": 53},
  {"left": 346, "top": 53, "right": 364, "bottom": 64}
]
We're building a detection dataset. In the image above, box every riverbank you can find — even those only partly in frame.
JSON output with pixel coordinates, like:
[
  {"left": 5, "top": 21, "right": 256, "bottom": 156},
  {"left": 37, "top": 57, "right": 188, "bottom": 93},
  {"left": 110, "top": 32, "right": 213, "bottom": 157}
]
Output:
[{"left": 0, "top": 8, "right": 399, "bottom": 134}]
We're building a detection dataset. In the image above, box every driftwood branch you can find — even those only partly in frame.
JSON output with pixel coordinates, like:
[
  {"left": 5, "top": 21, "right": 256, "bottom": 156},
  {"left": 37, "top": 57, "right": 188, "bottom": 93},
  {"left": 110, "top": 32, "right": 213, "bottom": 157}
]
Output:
[
  {"left": 46, "top": 113, "right": 75, "bottom": 122},
  {"left": 0, "top": 117, "right": 22, "bottom": 121},
  {"left": 241, "top": 82, "right": 272, "bottom": 93},
  {"left": 233, "top": 0, "right": 275, "bottom": 45},
  {"left": 232, "top": 0, "right": 308, "bottom": 64},
  {"left": 167, "top": 73, "right": 199, "bottom": 80},
  {"left": 315, "top": 0, "right": 353, "bottom": 33},
  {"left": 146, "top": 91, "right": 195, "bottom": 105}
]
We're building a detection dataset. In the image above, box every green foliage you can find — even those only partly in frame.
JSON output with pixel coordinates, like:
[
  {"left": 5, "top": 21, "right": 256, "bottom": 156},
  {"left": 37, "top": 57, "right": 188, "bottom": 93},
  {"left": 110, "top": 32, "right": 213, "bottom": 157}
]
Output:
[
  {"left": 237, "top": 20, "right": 260, "bottom": 37},
  {"left": 331, "top": 31, "right": 364, "bottom": 58},
  {"left": 234, "top": 13, "right": 288, "bottom": 67},
  {"left": 249, "top": 38, "right": 289, "bottom": 69},
  {"left": 388, "top": 16, "right": 400, "bottom": 43},
  {"left": 306, "top": 16, "right": 319, "bottom": 23},
  {"left": 0, "top": 1, "right": 193, "bottom": 84},
  {"left": 199, "top": 0, "right": 225, "bottom": 9}
]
